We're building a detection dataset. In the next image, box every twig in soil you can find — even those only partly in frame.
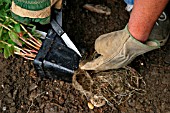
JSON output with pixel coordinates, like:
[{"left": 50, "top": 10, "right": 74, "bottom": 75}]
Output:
[
  {"left": 83, "top": 4, "right": 111, "bottom": 15},
  {"left": 27, "top": 92, "right": 46, "bottom": 113}
]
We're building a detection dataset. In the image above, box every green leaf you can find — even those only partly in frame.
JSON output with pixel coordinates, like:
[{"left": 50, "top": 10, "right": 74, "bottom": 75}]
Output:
[
  {"left": 31, "top": 26, "right": 36, "bottom": 33},
  {"left": 9, "top": 44, "right": 14, "bottom": 54},
  {"left": 0, "top": 42, "right": 5, "bottom": 48},
  {"left": 4, "top": 44, "right": 11, "bottom": 58},
  {"left": 14, "top": 24, "right": 21, "bottom": 33},
  {"left": 7, "top": 39, "right": 16, "bottom": 45},
  {"left": 1, "top": 32, "right": 9, "bottom": 41},
  {"left": 8, "top": 31, "right": 22, "bottom": 46},
  {"left": 0, "top": 27, "right": 3, "bottom": 38}
]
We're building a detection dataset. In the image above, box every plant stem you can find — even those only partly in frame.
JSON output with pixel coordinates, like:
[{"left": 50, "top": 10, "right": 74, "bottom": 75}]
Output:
[
  {"left": 0, "top": 23, "right": 12, "bottom": 31},
  {"left": 0, "top": 40, "right": 36, "bottom": 60},
  {"left": 5, "top": 16, "right": 42, "bottom": 47},
  {"left": 19, "top": 36, "right": 40, "bottom": 50},
  {"left": 20, "top": 24, "right": 42, "bottom": 46},
  {"left": 27, "top": 38, "right": 41, "bottom": 48}
]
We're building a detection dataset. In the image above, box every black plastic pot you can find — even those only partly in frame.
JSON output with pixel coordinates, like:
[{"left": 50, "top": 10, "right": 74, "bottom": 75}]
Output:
[{"left": 33, "top": 10, "right": 80, "bottom": 82}]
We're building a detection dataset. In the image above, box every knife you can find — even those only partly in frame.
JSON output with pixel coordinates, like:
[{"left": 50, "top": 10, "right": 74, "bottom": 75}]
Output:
[{"left": 51, "top": 19, "right": 82, "bottom": 57}]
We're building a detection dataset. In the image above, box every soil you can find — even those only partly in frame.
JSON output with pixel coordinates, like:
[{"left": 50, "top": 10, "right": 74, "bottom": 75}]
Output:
[{"left": 0, "top": 0, "right": 170, "bottom": 113}]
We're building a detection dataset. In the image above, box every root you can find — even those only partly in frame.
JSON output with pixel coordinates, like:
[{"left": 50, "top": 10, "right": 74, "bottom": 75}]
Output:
[{"left": 72, "top": 66, "right": 146, "bottom": 107}]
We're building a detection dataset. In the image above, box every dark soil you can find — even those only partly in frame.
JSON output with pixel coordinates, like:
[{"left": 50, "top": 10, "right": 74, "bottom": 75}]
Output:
[{"left": 0, "top": 0, "right": 170, "bottom": 113}]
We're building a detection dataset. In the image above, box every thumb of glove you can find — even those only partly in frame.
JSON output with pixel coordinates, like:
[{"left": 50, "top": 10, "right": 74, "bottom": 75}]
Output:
[{"left": 81, "top": 25, "right": 160, "bottom": 71}]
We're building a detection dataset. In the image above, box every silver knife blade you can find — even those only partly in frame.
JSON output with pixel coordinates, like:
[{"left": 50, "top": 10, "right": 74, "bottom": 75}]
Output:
[
  {"left": 61, "top": 33, "right": 82, "bottom": 57},
  {"left": 51, "top": 20, "right": 82, "bottom": 57}
]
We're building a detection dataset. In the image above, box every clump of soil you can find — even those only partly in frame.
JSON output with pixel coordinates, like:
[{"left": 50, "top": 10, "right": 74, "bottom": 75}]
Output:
[{"left": 0, "top": 0, "right": 170, "bottom": 113}]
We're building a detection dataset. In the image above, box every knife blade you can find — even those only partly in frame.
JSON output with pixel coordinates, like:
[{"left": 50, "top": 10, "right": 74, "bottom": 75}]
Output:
[{"left": 51, "top": 19, "right": 82, "bottom": 57}]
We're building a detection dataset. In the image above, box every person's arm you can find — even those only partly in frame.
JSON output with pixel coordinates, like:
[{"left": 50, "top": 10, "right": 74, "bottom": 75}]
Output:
[
  {"left": 80, "top": 0, "right": 170, "bottom": 71},
  {"left": 128, "top": 0, "right": 169, "bottom": 42}
]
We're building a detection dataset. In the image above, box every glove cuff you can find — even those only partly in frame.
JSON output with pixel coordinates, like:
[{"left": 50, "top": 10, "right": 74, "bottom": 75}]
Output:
[{"left": 125, "top": 24, "right": 161, "bottom": 48}]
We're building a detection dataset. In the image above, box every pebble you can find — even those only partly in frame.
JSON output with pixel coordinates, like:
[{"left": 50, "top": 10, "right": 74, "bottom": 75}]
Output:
[
  {"left": 128, "top": 100, "right": 136, "bottom": 107},
  {"left": 1, "top": 84, "right": 4, "bottom": 88},
  {"left": 6, "top": 98, "right": 14, "bottom": 104},
  {"left": 161, "top": 102, "right": 165, "bottom": 111},
  {"left": 40, "top": 103, "right": 45, "bottom": 109},
  {"left": 135, "top": 102, "right": 143, "bottom": 110},
  {"left": 162, "top": 77, "right": 169, "bottom": 85},
  {"left": 127, "top": 108, "right": 136, "bottom": 113},
  {"left": 59, "top": 81, "right": 64, "bottom": 86},
  {"left": 48, "top": 91, "right": 53, "bottom": 98},
  {"left": 11, "top": 102, "right": 15, "bottom": 106},
  {"left": 12, "top": 75, "right": 16, "bottom": 81},
  {"left": 2, "top": 106, "right": 6, "bottom": 111},
  {"left": 59, "top": 96, "right": 65, "bottom": 105},
  {"left": 7, "top": 92, "right": 12, "bottom": 98},
  {"left": 91, "top": 17, "right": 97, "bottom": 24},
  {"left": 13, "top": 89, "right": 18, "bottom": 99},
  {"left": 29, "top": 83, "right": 38, "bottom": 91},
  {"left": 10, "top": 107, "right": 16, "bottom": 113},
  {"left": 88, "top": 102, "right": 94, "bottom": 110},
  {"left": 149, "top": 110, "right": 154, "bottom": 113}
]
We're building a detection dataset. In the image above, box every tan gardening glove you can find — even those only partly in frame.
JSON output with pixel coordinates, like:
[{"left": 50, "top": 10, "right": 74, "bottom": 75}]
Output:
[
  {"left": 80, "top": 25, "right": 160, "bottom": 71},
  {"left": 11, "top": 0, "right": 62, "bottom": 25}
]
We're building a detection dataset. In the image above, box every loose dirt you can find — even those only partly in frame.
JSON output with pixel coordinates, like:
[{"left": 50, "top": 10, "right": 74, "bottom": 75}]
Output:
[{"left": 0, "top": 0, "right": 170, "bottom": 113}]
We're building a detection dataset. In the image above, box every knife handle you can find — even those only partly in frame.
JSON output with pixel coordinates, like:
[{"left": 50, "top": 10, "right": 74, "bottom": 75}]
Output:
[{"left": 51, "top": 19, "right": 64, "bottom": 36}]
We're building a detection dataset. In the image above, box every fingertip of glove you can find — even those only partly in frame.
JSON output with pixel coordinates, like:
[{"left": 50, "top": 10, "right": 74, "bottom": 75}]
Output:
[{"left": 79, "top": 63, "right": 94, "bottom": 70}]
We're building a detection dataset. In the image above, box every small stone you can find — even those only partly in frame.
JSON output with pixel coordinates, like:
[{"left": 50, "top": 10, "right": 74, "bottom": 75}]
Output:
[
  {"left": 91, "top": 17, "right": 97, "bottom": 24},
  {"left": 127, "top": 108, "right": 136, "bottom": 113},
  {"left": 58, "top": 96, "right": 65, "bottom": 105},
  {"left": 11, "top": 102, "right": 15, "bottom": 106},
  {"left": 1, "top": 84, "right": 4, "bottom": 88},
  {"left": 2, "top": 106, "right": 6, "bottom": 111},
  {"left": 88, "top": 102, "right": 94, "bottom": 110},
  {"left": 40, "top": 103, "right": 45, "bottom": 109},
  {"left": 7, "top": 92, "right": 12, "bottom": 98},
  {"left": 12, "top": 76, "right": 16, "bottom": 81},
  {"left": 7, "top": 98, "right": 14, "bottom": 104},
  {"left": 29, "top": 83, "right": 38, "bottom": 91},
  {"left": 13, "top": 89, "right": 18, "bottom": 99},
  {"left": 140, "top": 63, "right": 144, "bottom": 65},
  {"left": 149, "top": 110, "right": 154, "bottom": 113},
  {"left": 135, "top": 102, "right": 143, "bottom": 110},
  {"left": 10, "top": 107, "right": 16, "bottom": 113},
  {"left": 43, "top": 96, "right": 48, "bottom": 100},
  {"left": 59, "top": 81, "right": 64, "bottom": 86},
  {"left": 162, "top": 77, "right": 169, "bottom": 84},
  {"left": 128, "top": 100, "right": 136, "bottom": 107},
  {"left": 161, "top": 102, "right": 165, "bottom": 111},
  {"left": 48, "top": 91, "right": 53, "bottom": 98},
  {"left": 29, "top": 91, "right": 37, "bottom": 100}
]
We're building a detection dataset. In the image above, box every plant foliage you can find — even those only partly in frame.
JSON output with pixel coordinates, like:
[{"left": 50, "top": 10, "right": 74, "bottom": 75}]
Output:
[{"left": 0, "top": 0, "right": 42, "bottom": 59}]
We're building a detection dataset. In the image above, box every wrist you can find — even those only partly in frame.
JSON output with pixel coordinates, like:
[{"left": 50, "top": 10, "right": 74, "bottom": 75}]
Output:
[{"left": 128, "top": 24, "right": 150, "bottom": 42}]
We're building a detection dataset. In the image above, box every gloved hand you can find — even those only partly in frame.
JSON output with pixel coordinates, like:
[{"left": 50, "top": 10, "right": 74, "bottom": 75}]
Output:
[
  {"left": 11, "top": 0, "right": 62, "bottom": 25},
  {"left": 80, "top": 25, "right": 160, "bottom": 71}
]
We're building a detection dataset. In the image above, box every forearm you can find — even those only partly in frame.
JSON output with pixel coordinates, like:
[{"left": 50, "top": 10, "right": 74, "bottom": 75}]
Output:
[{"left": 128, "top": 0, "right": 169, "bottom": 42}]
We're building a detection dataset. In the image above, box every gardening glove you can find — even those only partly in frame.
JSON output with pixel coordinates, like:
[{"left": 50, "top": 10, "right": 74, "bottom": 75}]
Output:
[
  {"left": 11, "top": 0, "right": 62, "bottom": 25},
  {"left": 80, "top": 25, "right": 160, "bottom": 71}
]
